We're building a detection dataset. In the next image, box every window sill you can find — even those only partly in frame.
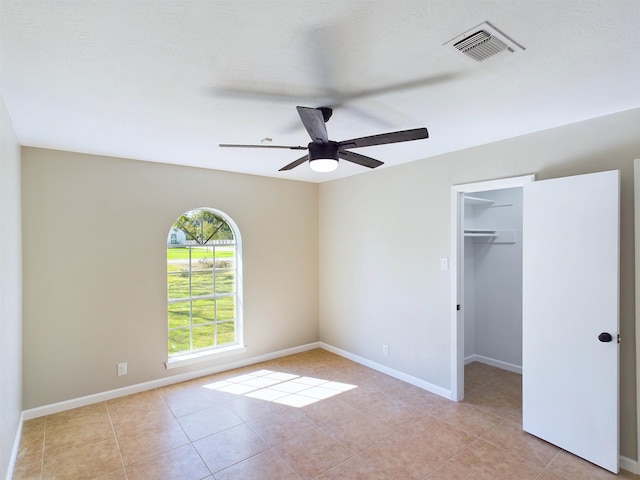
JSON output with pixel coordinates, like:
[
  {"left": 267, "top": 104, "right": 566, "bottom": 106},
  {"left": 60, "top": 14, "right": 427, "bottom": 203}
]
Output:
[{"left": 165, "top": 344, "right": 247, "bottom": 370}]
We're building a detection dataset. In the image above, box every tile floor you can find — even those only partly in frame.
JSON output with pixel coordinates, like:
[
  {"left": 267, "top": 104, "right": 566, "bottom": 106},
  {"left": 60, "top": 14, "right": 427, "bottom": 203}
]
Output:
[{"left": 12, "top": 349, "right": 639, "bottom": 479}]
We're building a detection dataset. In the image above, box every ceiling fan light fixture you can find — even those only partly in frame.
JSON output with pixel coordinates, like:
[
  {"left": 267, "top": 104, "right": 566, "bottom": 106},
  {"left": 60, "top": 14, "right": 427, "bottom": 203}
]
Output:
[
  {"left": 309, "top": 158, "right": 338, "bottom": 172},
  {"left": 308, "top": 141, "right": 339, "bottom": 172}
]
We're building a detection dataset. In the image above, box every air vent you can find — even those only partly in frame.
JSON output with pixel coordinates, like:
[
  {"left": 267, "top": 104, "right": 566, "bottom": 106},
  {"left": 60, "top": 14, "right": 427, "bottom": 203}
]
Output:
[
  {"left": 454, "top": 30, "right": 508, "bottom": 61},
  {"left": 444, "top": 22, "right": 524, "bottom": 62}
]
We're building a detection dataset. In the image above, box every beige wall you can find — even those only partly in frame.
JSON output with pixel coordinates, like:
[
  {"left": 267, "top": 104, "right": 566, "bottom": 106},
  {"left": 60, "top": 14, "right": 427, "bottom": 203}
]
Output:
[
  {"left": 0, "top": 97, "right": 22, "bottom": 478},
  {"left": 21, "top": 149, "right": 319, "bottom": 409},
  {"left": 319, "top": 108, "right": 640, "bottom": 460}
]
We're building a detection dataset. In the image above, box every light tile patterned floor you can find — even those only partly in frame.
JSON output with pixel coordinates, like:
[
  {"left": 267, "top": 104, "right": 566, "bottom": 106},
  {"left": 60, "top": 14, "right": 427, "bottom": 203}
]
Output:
[{"left": 12, "top": 349, "right": 639, "bottom": 479}]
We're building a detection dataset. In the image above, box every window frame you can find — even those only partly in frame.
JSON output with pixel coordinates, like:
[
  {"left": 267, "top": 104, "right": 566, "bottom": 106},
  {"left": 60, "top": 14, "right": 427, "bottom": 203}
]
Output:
[{"left": 165, "top": 208, "right": 244, "bottom": 368}]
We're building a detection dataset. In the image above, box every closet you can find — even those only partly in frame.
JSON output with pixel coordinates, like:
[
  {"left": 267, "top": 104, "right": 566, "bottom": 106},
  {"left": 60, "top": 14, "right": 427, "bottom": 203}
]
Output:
[{"left": 463, "top": 187, "right": 523, "bottom": 373}]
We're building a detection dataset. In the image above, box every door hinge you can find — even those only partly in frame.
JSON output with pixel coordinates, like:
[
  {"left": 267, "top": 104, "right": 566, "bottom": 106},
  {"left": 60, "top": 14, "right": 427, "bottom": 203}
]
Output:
[
  {"left": 457, "top": 304, "right": 461, "bottom": 311},
  {"left": 618, "top": 334, "right": 621, "bottom": 344}
]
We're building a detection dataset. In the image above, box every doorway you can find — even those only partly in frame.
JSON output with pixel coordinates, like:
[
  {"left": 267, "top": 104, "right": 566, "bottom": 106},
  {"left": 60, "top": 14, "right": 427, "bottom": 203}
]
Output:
[{"left": 450, "top": 174, "right": 534, "bottom": 401}]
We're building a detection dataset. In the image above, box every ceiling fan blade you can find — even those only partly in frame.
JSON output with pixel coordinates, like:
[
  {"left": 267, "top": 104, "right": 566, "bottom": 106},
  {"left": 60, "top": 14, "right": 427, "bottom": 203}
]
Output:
[
  {"left": 345, "top": 73, "right": 461, "bottom": 103},
  {"left": 338, "top": 127, "right": 429, "bottom": 149},
  {"left": 219, "top": 143, "right": 308, "bottom": 150},
  {"left": 279, "top": 154, "right": 309, "bottom": 171},
  {"left": 297, "top": 106, "right": 329, "bottom": 143},
  {"left": 338, "top": 149, "right": 384, "bottom": 169}
]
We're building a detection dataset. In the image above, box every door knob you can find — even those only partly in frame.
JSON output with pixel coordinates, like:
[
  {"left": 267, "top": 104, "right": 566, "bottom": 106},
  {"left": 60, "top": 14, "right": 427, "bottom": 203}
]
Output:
[{"left": 598, "top": 332, "right": 613, "bottom": 342}]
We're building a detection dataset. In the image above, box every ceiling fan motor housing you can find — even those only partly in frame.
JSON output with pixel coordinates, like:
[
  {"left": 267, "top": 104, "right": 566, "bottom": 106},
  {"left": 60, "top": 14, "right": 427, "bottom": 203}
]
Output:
[{"left": 309, "top": 141, "right": 339, "bottom": 161}]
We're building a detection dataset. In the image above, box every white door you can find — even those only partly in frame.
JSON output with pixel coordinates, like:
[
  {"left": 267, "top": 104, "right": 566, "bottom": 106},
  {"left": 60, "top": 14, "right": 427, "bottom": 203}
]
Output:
[{"left": 522, "top": 170, "right": 620, "bottom": 473}]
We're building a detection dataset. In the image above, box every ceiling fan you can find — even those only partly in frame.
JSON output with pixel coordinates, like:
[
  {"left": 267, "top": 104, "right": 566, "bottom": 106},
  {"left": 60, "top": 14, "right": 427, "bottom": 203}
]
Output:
[{"left": 219, "top": 106, "right": 429, "bottom": 172}]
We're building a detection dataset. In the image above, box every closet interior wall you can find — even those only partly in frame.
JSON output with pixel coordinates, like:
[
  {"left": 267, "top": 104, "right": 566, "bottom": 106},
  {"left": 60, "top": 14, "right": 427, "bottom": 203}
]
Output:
[{"left": 463, "top": 187, "right": 523, "bottom": 373}]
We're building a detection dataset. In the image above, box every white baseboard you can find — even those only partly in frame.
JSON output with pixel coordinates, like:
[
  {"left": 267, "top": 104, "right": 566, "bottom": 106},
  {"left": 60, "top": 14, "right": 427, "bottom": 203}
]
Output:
[
  {"left": 22, "top": 342, "right": 321, "bottom": 420},
  {"left": 5, "top": 412, "right": 24, "bottom": 480},
  {"left": 620, "top": 455, "right": 639, "bottom": 474},
  {"left": 464, "top": 354, "right": 522, "bottom": 374},
  {"left": 319, "top": 342, "right": 452, "bottom": 399}
]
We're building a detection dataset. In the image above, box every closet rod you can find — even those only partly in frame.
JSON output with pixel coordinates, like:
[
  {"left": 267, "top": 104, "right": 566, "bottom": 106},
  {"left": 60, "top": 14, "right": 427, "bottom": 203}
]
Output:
[{"left": 464, "top": 233, "right": 498, "bottom": 238}]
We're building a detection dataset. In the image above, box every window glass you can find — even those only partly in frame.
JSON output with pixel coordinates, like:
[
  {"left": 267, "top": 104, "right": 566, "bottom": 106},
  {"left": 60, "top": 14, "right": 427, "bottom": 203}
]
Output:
[{"left": 167, "top": 208, "right": 241, "bottom": 356}]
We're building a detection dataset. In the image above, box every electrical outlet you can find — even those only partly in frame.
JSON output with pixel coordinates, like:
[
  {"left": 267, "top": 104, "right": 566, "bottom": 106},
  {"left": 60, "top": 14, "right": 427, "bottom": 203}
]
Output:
[
  {"left": 382, "top": 344, "right": 389, "bottom": 356},
  {"left": 117, "top": 362, "right": 127, "bottom": 376}
]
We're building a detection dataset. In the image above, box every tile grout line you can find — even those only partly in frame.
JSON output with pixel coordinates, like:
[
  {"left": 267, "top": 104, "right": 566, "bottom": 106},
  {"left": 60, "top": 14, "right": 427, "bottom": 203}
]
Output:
[
  {"left": 232, "top": 376, "right": 365, "bottom": 477},
  {"left": 420, "top": 366, "right": 529, "bottom": 478},
  {"left": 39, "top": 416, "right": 46, "bottom": 480},
  {"left": 155, "top": 386, "right": 217, "bottom": 478},
  {"left": 474, "top": 428, "right": 550, "bottom": 478},
  {"left": 104, "top": 400, "right": 130, "bottom": 480},
  {"left": 423, "top": 437, "right": 484, "bottom": 479},
  {"left": 426, "top": 401, "right": 506, "bottom": 440},
  {"left": 534, "top": 449, "right": 563, "bottom": 479},
  {"left": 467, "top": 366, "right": 565, "bottom": 479},
  {"left": 161, "top": 379, "right": 281, "bottom": 477},
  {"left": 243, "top": 422, "right": 325, "bottom": 477}
]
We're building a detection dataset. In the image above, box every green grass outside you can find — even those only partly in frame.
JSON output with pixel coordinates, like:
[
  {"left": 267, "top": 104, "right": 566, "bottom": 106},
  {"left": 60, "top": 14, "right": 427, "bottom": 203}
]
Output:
[
  {"left": 167, "top": 246, "right": 233, "bottom": 261},
  {"left": 167, "top": 249, "right": 237, "bottom": 354},
  {"left": 168, "top": 296, "right": 235, "bottom": 328},
  {"left": 169, "top": 321, "right": 235, "bottom": 355},
  {"left": 168, "top": 295, "right": 236, "bottom": 354},
  {"left": 168, "top": 269, "right": 234, "bottom": 299}
]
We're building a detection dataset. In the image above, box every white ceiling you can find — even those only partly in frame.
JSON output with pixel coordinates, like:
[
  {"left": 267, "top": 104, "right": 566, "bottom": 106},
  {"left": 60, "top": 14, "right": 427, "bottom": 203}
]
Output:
[{"left": 1, "top": 1, "right": 639, "bottom": 183}]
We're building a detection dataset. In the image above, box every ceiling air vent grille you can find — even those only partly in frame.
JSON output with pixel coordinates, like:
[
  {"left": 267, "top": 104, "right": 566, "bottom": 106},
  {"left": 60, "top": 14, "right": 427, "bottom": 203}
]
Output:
[
  {"left": 454, "top": 30, "right": 508, "bottom": 61},
  {"left": 444, "top": 22, "right": 524, "bottom": 63}
]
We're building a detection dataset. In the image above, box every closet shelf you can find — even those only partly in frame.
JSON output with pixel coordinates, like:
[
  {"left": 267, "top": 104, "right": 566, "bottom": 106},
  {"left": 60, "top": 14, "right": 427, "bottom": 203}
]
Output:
[
  {"left": 464, "top": 196, "right": 495, "bottom": 206},
  {"left": 465, "top": 232, "right": 498, "bottom": 238},
  {"left": 464, "top": 229, "right": 516, "bottom": 243},
  {"left": 464, "top": 229, "right": 497, "bottom": 238}
]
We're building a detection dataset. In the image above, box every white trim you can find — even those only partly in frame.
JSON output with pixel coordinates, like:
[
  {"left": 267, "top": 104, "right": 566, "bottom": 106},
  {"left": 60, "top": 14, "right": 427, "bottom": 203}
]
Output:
[
  {"left": 634, "top": 158, "right": 640, "bottom": 473},
  {"left": 319, "top": 342, "right": 452, "bottom": 400},
  {"left": 452, "top": 174, "right": 536, "bottom": 193},
  {"left": 464, "top": 354, "right": 522, "bottom": 374},
  {"left": 23, "top": 342, "right": 320, "bottom": 420},
  {"left": 5, "top": 412, "right": 23, "bottom": 480},
  {"left": 450, "top": 188, "right": 464, "bottom": 401},
  {"left": 621, "top": 455, "right": 639, "bottom": 475},
  {"left": 165, "top": 344, "right": 247, "bottom": 369},
  {"left": 451, "top": 174, "right": 535, "bottom": 402}
]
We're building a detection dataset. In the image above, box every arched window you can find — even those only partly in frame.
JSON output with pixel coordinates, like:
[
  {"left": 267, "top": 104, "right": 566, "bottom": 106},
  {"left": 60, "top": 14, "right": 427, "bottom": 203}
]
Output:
[{"left": 167, "top": 208, "right": 242, "bottom": 359}]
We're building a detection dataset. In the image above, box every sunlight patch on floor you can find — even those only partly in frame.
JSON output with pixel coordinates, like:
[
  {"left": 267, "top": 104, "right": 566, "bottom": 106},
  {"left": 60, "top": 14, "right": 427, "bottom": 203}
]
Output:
[{"left": 202, "top": 369, "right": 357, "bottom": 407}]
